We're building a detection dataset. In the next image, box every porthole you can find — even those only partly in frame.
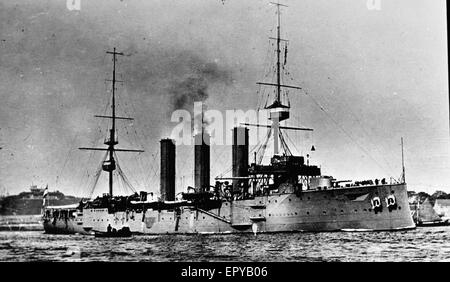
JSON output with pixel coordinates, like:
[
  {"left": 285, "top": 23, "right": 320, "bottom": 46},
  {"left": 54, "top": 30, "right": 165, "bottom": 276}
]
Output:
[
  {"left": 354, "top": 209, "right": 357, "bottom": 212},
  {"left": 323, "top": 211, "right": 326, "bottom": 214},
  {"left": 306, "top": 212, "right": 310, "bottom": 215},
  {"left": 398, "top": 206, "right": 401, "bottom": 210},
  {"left": 275, "top": 200, "right": 277, "bottom": 203},
  {"left": 295, "top": 212, "right": 298, "bottom": 215},
  {"left": 341, "top": 210, "right": 344, "bottom": 213},
  {"left": 307, "top": 197, "right": 311, "bottom": 200},
  {"left": 289, "top": 199, "right": 291, "bottom": 202}
]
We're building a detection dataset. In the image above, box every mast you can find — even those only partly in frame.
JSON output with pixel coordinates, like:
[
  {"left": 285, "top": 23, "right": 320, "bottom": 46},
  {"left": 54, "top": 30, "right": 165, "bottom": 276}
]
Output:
[
  {"left": 270, "top": 1, "right": 287, "bottom": 155},
  {"left": 273, "top": 1, "right": 284, "bottom": 155},
  {"left": 276, "top": 2, "right": 282, "bottom": 103},
  {"left": 417, "top": 200, "right": 420, "bottom": 223},
  {"left": 106, "top": 48, "right": 123, "bottom": 197},
  {"left": 79, "top": 48, "right": 144, "bottom": 197},
  {"left": 254, "top": 1, "right": 306, "bottom": 157},
  {"left": 272, "top": 1, "right": 281, "bottom": 155},
  {"left": 401, "top": 137, "right": 406, "bottom": 183}
]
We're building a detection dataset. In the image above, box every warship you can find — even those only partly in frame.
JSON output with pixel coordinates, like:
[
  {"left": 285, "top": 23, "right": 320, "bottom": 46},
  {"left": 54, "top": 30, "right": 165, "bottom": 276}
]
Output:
[{"left": 44, "top": 2, "right": 415, "bottom": 235}]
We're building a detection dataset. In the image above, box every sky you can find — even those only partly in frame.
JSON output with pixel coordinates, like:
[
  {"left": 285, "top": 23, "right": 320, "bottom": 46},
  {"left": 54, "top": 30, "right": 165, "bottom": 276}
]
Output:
[{"left": 0, "top": 0, "right": 448, "bottom": 197}]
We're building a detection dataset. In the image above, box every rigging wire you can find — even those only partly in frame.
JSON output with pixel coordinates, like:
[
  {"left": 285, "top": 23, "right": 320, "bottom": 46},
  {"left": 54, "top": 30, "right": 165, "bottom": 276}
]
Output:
[
  {"left": 119, "top": 87, "right": 164, "bottom": 191},
  {"left": 55, "top": 132, "right": 79, "bottom": 188},
  {"left": 115, "top": 98, "right": 146, "bottom": 190},
  {"left": 114, "top": 151, "right": 137, "bottom": 194},
  {"left": 56, "top": 72, "right": 111, "bottom": 197},
  {"left": 87, "top": 151, "right": 108, "bottom": 198},
  {"left": 302, "top": 89, "right": 392, "bottom": 176},
  {"left": 146, "top": 151, "right": 160, "bottom": 188},
  {"left": 314, "top": 89, "right": 396, "bottom": 173},
  {"left": 278, "top": 130, "right": 292, "bottom": 156},
  {"left": 216, "top": 165, "right": 233, "bottom": 179},
  {"left": 145, "top": 150, "right": 160, "bottom": 189},
  {"left": 77, "top": 81, "right": 112, "bottom": 197},
  {"left": 113, "top": 170, "right": 125, "bottom": 195},
  {"left": 283, "top": 129, "right": 302, "bottom": 156},
  {"left": 257, "top": 37, "right": 277, "bottom": 111},
  {"left": 256, "top": 128, "right": 272, "bottom": 165},
  {"left": 288, "top": 114, "right": 310, "bottom": 155}
]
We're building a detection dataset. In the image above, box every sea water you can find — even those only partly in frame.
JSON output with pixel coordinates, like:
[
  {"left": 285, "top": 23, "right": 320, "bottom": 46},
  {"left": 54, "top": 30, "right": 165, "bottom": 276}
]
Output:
[{"left": 1, "top": 227, "right": 450, "bottom": 261}]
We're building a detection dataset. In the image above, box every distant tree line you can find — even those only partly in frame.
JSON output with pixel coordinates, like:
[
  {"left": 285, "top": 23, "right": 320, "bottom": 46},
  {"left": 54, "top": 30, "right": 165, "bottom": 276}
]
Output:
[{"left": 408, "top": 190, "right": 450, "bottom": 206}]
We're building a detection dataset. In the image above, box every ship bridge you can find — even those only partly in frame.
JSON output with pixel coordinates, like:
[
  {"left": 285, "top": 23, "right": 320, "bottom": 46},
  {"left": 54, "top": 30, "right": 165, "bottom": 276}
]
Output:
[{"left": 249, "top": 155, "right": 320, "bottom": 177}]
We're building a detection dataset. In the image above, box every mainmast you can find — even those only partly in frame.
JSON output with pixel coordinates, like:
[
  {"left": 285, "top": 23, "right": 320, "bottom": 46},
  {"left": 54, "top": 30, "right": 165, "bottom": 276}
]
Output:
[{"left": 79, "top": 48, "right": 144, "bottom": 197}]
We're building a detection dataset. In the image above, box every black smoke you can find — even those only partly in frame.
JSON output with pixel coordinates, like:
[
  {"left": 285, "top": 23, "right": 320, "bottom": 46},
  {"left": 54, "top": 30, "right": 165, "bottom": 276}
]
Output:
[{"left": 169, "top": 61, "right": 233, "bottom": 112}]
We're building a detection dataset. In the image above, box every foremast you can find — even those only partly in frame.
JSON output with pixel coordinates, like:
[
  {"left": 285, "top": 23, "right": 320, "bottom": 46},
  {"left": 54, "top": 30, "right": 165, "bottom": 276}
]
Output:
[
  {"left": 79, "top": 48, "right": 144, "bottom": 197},
  {"left": 235, "top": 1, "right": 321, "bottom": 196},
  {"left": 106, "top": 48, "right": 121, "bottom": 197},
  {"left": 255, "top": 1, "right": 304, "bottom": 156}
]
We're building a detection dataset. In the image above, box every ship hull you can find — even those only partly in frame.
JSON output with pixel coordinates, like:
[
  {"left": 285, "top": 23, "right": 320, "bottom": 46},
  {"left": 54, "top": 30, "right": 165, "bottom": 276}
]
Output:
[
  {"left": 43, "top": 219, "right": 89, "bottom": 235},
  {"left": 83, "top": 183, "right": 415, "bottom": 234},
  {"left": 43, "top": 217, "right": 90, "bottom": 235},
  {"left": 42, "top": 207, "right": 91, "bottom": 235}
]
